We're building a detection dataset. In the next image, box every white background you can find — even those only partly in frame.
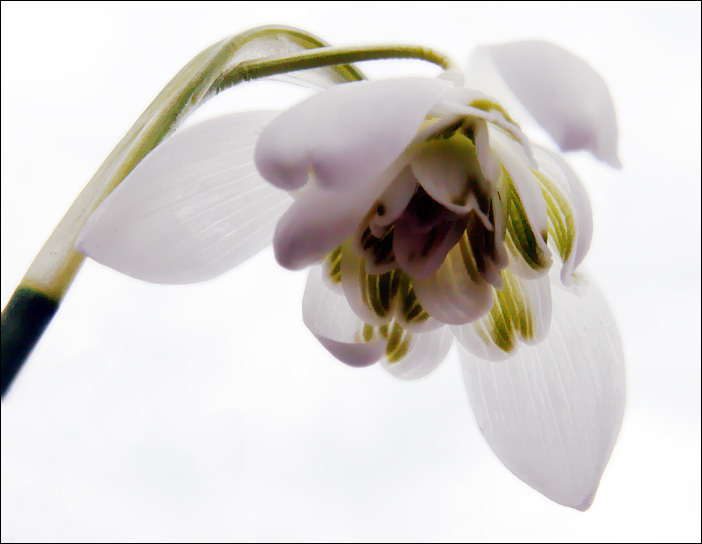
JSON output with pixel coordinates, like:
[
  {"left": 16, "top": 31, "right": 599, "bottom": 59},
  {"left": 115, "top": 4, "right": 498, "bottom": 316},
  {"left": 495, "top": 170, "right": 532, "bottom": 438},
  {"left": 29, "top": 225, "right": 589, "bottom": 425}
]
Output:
[{"left": 1, "top": 2, "right": 700, "bottom": 541}]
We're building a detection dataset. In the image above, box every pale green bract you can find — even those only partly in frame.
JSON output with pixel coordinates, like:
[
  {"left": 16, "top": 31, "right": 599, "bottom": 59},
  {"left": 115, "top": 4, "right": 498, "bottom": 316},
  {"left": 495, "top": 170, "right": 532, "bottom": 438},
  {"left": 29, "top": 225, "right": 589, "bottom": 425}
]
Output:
[{"left": 75, "top": 40, "right": 624, "bottom": 511}]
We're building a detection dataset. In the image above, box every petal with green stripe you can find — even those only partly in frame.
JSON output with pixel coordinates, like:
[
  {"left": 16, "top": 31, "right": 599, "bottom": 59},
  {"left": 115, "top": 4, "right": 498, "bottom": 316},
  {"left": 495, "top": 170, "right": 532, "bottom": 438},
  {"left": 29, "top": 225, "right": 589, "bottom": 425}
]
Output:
[{"left": 452, "top": 269, "right": 552, "bottom": 360}]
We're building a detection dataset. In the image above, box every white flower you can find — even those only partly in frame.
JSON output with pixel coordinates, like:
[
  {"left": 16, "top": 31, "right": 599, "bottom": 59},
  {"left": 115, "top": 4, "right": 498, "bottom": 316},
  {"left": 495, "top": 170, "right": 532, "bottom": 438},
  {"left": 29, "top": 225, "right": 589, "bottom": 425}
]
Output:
[{"left": 76, "top": 41, "right": 625, "bottom": 511}]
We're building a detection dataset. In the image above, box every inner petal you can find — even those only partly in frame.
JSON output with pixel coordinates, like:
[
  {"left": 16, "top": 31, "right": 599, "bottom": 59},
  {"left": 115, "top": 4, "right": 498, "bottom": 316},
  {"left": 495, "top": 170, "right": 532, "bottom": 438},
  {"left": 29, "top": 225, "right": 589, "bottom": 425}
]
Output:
[
  {"left": 370, "top": 165, "right": 419, "bottom": 229},
  {"left": 452, "top": 269, "right": 552, "bottom": 360},
  {"left": 411, "top": 131, "right": 493, "bottom": 217},
  {"left": 353, "top": 222, "right": 397, "bottom": 275},
  {"left": 394, "top": 215, "right": 468, "bottom": 280}
]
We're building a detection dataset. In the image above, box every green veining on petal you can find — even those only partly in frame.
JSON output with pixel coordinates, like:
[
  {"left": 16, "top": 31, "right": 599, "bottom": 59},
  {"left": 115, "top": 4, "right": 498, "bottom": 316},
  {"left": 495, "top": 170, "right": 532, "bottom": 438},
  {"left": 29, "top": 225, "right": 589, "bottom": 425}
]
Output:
[
  {"left": 533, "top": 170, "right": 576, "bottom": 264},
  {"left": 366, "top": 272, "right": 387, "bottom": 319},
  {"left": 457, "top": 232, "right": 483, "bottom": 283},
  {"left": 397, "top": 272, "right": 430, "bottom": 325},
  {"left": 385, "top": 322, "right": 404, "bottom": 354},
  {"left": 357, "top": 320, "right": 412, "bottom": 363},
  {"left": 482, "top": 269, "right": 536, "bottom": 354},
  {"left": 385, "top": 322, "right": 412, "bottom": 363},
  {"left": 486, "top": 291, "right": 515, "bottom": 353},
  {"left": 505, "top": 269, "right": 533, "bottom": 340},
  {"left": 504, "top": 171, "right": 551, "bottom": 272},
  {"left": 387, "top": 334, "right": 411, "bottom": 363},
  {"left": 474, "top": 321, "right": 493, "bottom": 348},
  {"left": 351, "top": 252, "right": 429, "bottom": 326},
  {"left": 326, "top": 246, "right": 343, "bottom": 284}
]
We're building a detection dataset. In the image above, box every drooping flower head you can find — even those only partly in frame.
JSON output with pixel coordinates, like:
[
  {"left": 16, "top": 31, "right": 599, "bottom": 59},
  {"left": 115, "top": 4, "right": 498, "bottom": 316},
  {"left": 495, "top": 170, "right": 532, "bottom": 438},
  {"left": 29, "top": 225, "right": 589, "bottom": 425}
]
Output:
[{"left": 76, "top": 40, "right": 625, "bottom": 511}]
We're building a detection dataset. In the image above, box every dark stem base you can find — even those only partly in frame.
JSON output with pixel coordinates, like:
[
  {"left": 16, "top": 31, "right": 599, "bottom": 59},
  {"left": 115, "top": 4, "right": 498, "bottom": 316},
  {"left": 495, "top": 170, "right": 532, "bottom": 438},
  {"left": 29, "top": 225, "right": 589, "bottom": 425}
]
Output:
[{"left": 1, "top": 288, "right": 58, "bottom": 399}]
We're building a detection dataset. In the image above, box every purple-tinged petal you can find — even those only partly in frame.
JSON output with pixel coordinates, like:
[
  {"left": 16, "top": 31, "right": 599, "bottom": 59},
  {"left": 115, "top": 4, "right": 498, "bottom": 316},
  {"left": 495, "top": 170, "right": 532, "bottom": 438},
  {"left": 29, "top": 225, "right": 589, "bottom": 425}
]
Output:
[
  {"left": 466, "top": 41, "right": 621, "bottom": 167},
  {"left": 272, "top": 142, "right": 417, "bottom": 271},
  {"left": 255, "top": 77, "right": 452, "bottom": 191},
  {"left": 393, "top": 215, "right": 468, "bottom": 280},
  {"left": 273, "top": 183, "right": 377, "bottom": 270},
  {"left": 302, "top": 266, "right": 385, "bottom": 367}
]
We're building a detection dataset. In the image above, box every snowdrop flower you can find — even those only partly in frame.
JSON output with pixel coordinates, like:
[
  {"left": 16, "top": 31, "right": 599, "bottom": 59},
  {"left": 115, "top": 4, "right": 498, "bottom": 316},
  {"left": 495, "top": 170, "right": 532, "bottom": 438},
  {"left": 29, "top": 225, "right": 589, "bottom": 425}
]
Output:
[{"left": 76, "top": 41, "right": 625, "bottom": 511}]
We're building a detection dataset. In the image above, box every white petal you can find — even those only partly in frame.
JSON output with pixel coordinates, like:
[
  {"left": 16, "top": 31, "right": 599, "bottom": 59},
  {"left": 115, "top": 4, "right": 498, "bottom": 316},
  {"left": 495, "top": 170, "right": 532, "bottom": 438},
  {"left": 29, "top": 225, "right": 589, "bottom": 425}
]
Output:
[
  {"left": 473, "top": 119, "right": 502, "bottom": 182},
  {"left": 460, "top": 279, "right": 625, "bottom": 510},
  {"left": 76, "top": 111, "right": 291, "bottom": 284},
  {"left": 452, "top": 271, "right": 552, "bottom": 361},
  {"left": 437, "top": 69, "right": 465, "bottom": 86},
  {"left": 534, "top": 145, "right": 593, "bottom": 285},
  {"left": 466, "top": 41, "right": 621, "bottom": 167},
  {"left": 272, "top": 147, "right": 412, "bottom": 270},
  {"left": 303, "top": 266, "right": 385, "bottom": 367},
  {"left": 380, "top": 326, "right": 454, "bottom": 380},
  {"left": 339, "top": 241, "right": 394, "bottom": 326},
  {"left": 273, "top": 182, "right": 375, "bottom": 271},
  {"left": 255, "top": 77, "right": 451, "bottom": 191},
  {"left": 370, "top": 166, "right": 418, "bottom": 228},
  {"left": 411, "top": 134, "right": 493, "bottom": 217},
  {"left": 413, "top": 241, "right": 494, "bottom": 325},
  {"left": 490, "top": 126, "right": 550, "bottom": 252}
]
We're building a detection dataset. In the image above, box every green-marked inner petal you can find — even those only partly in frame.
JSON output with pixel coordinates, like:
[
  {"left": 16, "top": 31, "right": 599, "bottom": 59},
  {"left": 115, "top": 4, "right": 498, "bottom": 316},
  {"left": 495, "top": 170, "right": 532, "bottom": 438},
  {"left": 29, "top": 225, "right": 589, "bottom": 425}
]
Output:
[
  {"left": 504, "top": 170, "right": 551, "bottom": 272},
  {"left": 483, "top": 269, "right": 537, "bottom": 354},
  {"left": 326, "top": 246, "right": 343, "bottom": 284},
  {"left": 358, "top": 320, "right": 413, "bottom": 363},
  {"left": 533, "top": 170, "right": 576, "bottom": 264}
]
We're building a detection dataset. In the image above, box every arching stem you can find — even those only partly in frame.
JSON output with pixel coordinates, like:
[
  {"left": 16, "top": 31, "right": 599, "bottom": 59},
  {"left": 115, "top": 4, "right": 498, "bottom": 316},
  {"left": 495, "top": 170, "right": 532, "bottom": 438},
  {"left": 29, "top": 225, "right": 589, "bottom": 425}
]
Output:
[{"left": 1, "top": 25, "right": 458, "bottom": 398}]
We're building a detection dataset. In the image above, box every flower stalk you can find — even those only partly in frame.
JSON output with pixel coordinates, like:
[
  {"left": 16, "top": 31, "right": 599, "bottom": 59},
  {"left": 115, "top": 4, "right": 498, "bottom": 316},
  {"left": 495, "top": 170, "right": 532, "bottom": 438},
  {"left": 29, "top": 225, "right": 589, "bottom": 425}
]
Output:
[{"left": 0, "top": 26, "right": 456, "bottom": 398}]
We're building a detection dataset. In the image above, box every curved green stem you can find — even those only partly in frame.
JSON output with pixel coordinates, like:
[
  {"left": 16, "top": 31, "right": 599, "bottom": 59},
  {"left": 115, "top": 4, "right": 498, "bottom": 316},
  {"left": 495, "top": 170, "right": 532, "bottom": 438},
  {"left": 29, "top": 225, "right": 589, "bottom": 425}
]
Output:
[
  {"left": 1, "top": 25, "right": 458, "bottom": 398},
  {"left": 222, "top": 44, "right": 458, "bottom": 88}
]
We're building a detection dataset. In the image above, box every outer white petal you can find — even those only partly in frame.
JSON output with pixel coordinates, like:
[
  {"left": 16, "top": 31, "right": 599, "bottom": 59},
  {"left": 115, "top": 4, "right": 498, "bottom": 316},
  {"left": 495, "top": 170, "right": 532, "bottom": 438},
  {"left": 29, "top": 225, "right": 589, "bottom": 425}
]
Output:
[
  {"left": 380, "top": 326, "right": 454, "bottom": 380},
  {"left": 255, "top": 77, "right": 452, "bottom": 191},
  {"left": 460, "top": 279, "right": 625, "bottom": 510},
  {"left": 303, "top": 266, "right": 385, "bottom": 367},
  {"left": 273, "top": 146, "right": 413, "bottom": 270},
  {"left": 76, "top": 111, "right": 291, "bottom": 284},
  {"left": 274, "top": 182, "right": 375, "bottom": 271},
  {"left": 466, "top": 41, "right": 621, "bottom": 167}
]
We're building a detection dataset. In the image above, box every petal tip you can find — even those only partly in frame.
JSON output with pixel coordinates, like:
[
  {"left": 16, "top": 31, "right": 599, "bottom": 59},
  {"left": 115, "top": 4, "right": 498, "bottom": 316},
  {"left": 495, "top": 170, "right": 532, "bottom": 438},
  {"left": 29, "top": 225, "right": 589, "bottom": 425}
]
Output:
[
  {"left": 472, "top": 40, "right": 620, "bottom": 169},
  {"left": 314, "top": 335, "right": 383, "bottom": 367},
  {"left": 573, "top": 490, "right": 596, "bottom": 512},
  {"left": 603, "top": 152, "right": 623, "bottom": 170}
]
